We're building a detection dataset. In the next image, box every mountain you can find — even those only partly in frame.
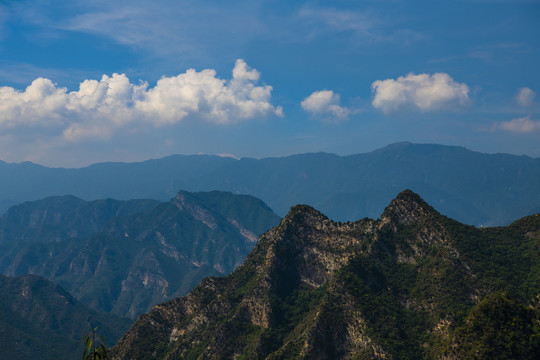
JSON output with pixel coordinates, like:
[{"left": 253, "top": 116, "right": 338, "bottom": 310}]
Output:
[
  {"left": 0, "top": 154, "right": 235, "bottom": 213},
  {"left": 189, "top": 143, "right": 540, "bottom": 226},
  {"left": 1, "top": 143, "right": 540, "bottom": 226},
  {"left": 111, "top": 190, "right": 540, "bottom": 359},
  {"left": 0, "top": 274, "right": 130, "bottom": 360},
  {"left": 0, "top": 195, "right": 159, "bottom": 245},
  {"left": 0, "top": 190, "right": 280, "bottom": 319}
]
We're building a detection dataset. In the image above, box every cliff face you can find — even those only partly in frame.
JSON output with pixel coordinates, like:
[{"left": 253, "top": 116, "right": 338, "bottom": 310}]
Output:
[
  {"left": 0, "top": 190, "right": 280, "bottom": 319},
  {"left": 112, "top": 190, "right": 540, "bottom": 359}
]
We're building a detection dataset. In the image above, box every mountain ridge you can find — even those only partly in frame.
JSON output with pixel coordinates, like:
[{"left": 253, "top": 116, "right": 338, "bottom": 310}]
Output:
[
  {"left": 0, "top": 190, "right": 281, "bottom": 319},
  {"left": 111, "top": 190, "right": 540, "bottom": 359},
  {"left": 0, "top": 142, "right": 539, "bottom": 226}
]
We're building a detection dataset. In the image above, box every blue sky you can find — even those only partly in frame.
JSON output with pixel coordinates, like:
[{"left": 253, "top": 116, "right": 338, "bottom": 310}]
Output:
[{"left": 0, "top": 0, "right": 539, "bottom": 167}]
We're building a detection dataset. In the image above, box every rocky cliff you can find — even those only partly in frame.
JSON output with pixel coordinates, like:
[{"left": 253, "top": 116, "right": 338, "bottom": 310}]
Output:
[{"left": 111, "top": 190, "right": 540, "bottom": 359}]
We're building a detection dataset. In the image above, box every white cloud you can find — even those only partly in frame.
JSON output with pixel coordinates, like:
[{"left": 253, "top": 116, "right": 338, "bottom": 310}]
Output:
[
  {"left": 371, "top": 73, "right": 470, "bottom": 113},
  {"left": 516, "top": 87, "right": 536, "bottom": 106},
  {"left": 0, "top": 78, "right": 69, "bottom": 127},
  {"left": 495, "top": 116, "right": 540, "bottom": 133},
  {"left": 0, "top": 59, "right": 282, "bottom": 141},
  {"left": 216, "top": 153, "right": 240, "bottom": 160},
  {"left": 301, "top": 90, "right": 350, "bottom": 121}
]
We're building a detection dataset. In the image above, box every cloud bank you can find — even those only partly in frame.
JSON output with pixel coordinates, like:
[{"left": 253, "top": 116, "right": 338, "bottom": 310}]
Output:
[
  {"left": 495, "top": 116, "right": 540, "bottom": 133},
  {"left": 371, "top": 72, "right": 470, "bottom": 113},
  {"left": 0, "top": 59, "right": 282, "bottom": 141},
  {"left": 301, "top": 90, "right": 350, "bottom": 121}
]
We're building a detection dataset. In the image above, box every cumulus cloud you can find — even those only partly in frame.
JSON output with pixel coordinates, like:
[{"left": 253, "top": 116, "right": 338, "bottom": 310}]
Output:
[
  {"left": 301, "top": 90, "right": 350, "bottom": 121},
  {"left": 516, "top": 87, "right": 536, "bottom": 106},
  {"left": 371, "top": 73, "right": 470, "bottom": 113},
  {"left": 0, "top": 59, "right": 282, "bottom": 141},
  {"left": 0, "top": 78, "right": 68, "bottom": 127},
  {"left": 495, "top": 116, "right": 540, "bottom": 133}
]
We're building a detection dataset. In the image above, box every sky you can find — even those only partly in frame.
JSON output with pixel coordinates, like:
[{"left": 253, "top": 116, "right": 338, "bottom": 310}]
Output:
[{"left": 0, "top": 0, "right": 539, "bottom": 167}]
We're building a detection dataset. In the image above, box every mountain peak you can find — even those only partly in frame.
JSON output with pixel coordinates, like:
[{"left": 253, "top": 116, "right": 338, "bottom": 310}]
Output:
[
  {"left": 381, "top": 189, "right": 438, "bottom": 227},
  {"left": 281, "top": 204, "right": 330, "bottom": 228},
  {"left": 111, "top": 193, "right": 540, "bottom": 360}
]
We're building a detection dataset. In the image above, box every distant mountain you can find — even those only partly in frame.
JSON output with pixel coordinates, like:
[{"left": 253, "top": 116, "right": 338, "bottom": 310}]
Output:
[
  {"left": 0, "top": 190, "right": 280, "bottom": 319},
  {"left": 111, "top": 190, "right": 540, "bottom": 359},
  {"left": 0, "top": 195, "right": 159, "bottom": 245},
  {"left": 0, "top": 274, "right": 130, "bottom": 360},
  {"left": 0, "top": 154, "right": 235, "bottom": 212},
  {"left": 1, "top": 142, "right": 539, "bottom": 226}
]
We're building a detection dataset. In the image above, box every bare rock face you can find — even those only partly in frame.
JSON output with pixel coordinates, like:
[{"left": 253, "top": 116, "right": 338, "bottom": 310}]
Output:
[
  {"left": 0, "top": 190, "right": 280, "bottom": 319},
  {"left": 111, "top": 190, "right": 540, "bottom": 359},
  {"left": 380, "top": 189, "right": 437, "bottom": 228}
]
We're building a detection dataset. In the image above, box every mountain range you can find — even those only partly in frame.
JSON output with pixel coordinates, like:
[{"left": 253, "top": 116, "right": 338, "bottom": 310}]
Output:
[
  {"left": 111, "top": 190, "right": 540, "bottom": 359},
  {"left": 1, "top": 142, "right": 540, "bottom": 226},
  {"left": 0, "top": 274, "right": 130, "bottom": 360},
  {"left": 0, "top": 190, "right": 280, "bottom": 318}
]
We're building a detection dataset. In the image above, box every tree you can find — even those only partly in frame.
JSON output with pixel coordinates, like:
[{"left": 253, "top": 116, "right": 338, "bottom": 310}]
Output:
[{"left": 82, "top": 327, "right": 110, "bottom": 360}]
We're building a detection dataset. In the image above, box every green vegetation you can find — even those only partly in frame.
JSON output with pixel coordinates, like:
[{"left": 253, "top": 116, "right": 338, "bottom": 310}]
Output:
[
  {"left": 0, "top": 274, "right": 129, "bottom": 360},
  {"left": 258, "top": 284, "right": 328, "bottom": 356},
  {"left": 82, "top": 327, "right": 110, "bottom": 360},
  {"left": 107, "top": 191, "right": 540, "bottom": 359},
  {"left": 439, "top": 291, "right": 540, "bottom": 359},
  {"left": 338, "top": 259, "right": 431, "bottom": 359}
]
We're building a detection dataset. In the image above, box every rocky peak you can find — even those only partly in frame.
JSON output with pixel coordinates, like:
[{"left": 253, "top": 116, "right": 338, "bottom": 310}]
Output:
[
  {"left": 280, "top": 204, "right": 331, "bottom": 230},
  {"left": 110, "top": 192, "right": 540, "bottom": 360},
  {"left": 380, "top": 189, "right": 439, "bottom": 228}
]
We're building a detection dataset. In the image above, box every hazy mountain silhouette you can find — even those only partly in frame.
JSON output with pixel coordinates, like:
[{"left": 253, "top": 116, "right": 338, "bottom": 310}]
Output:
[{"left": 1, "top": 142, "right": 539, "bottom": 226}]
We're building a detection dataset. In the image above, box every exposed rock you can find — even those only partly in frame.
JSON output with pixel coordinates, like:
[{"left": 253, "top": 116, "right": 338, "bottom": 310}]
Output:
[
  {"left": 0, "top": 190, "right": 280, "bottom": 318},
  {"left": 111, "top": 190, "right": 540, "bottom": 359},
  {"left": 380, "top": 189, "right": 438, "bottom": 229}
]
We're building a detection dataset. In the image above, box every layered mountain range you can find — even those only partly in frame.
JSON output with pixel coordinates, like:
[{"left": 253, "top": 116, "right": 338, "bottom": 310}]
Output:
[
  {"left": 0, "top": 190, "right": 280, "bottom": 318},
  {"left": 1, "top": 143, "right": 540, "bottom": 226},
  {"left": 111, "top": 190, "right": 540, "bottom": 359}
]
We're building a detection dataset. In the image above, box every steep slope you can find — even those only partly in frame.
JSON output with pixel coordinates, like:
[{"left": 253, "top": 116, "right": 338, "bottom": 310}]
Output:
[
  {"left": 111, "top": 190, "right": 540, "bottom": 359},
  {"left": 439, "top": 291, "right": 540, "bottom": 359},
  {"left": 0, "top": 190, "right": 280, "bottom": 318},
  {"left": 1, "top": 143, "right": 540, "bottom": 225},
  {"left": 0, "top": 274, "right": 130, "bottom": 360}
]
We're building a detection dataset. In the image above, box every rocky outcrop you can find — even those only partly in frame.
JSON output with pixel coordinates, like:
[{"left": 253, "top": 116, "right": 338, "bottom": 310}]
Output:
[
  {"left": 380, "top": 189, "right": 438, "bottom": 228},
  {"left": 110, "top": 190, "right": 540, "bottom": 359}
]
